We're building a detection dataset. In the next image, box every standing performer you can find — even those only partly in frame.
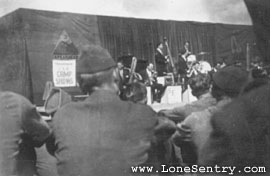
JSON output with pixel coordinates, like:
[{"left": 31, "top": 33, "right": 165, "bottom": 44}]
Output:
[
  {"left": 155, "top": 42, "right": 168, "bottom": 76},
  {"left": 178, "top": 41, "right": 190, "bottom": 91},
  {"left": 178, "top": 41, "right": 190, "bottom": 77},
  {"left": 46, "top": 45, "right": 178, "bottom": 176},
  {"left": 180, "top": 41, "right": 191, "bottom": 60}
]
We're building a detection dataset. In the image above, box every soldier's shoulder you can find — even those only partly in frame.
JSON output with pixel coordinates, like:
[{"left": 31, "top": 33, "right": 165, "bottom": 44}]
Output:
[
  {"left": 56, "top": 100, "right": 83, "bottom": 112},
  {"left": 0, "top": 91, "right": 26, "bottom": 100},
  {"left": 0, "top": 91, "right": 32, "bottom": 106},
  {"left": 127, "top": 102, "right": 156, "bottom": 117}
]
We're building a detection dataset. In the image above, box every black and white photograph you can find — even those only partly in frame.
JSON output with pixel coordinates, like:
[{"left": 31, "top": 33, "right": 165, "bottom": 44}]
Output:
[{"left": 0, "top": 0, "right": 269, "bottom": 175}]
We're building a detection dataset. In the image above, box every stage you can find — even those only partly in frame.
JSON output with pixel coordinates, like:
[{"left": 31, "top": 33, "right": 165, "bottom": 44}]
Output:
[{"left": 147, "top": 85, "right": 197, "bottom": 112}]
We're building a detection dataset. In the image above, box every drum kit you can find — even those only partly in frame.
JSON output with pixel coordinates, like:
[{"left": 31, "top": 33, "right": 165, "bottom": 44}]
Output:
[
  {"left": 186, "top": 51, "right": 212, "bottom": 76},
  {"left": 187, "top": 51, "right": 210, "bottom": 63}
]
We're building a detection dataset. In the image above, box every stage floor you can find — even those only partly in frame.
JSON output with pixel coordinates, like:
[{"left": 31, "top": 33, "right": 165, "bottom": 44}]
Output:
[{"left": 150, "top": 102, "right": 186, "bottom": 112}]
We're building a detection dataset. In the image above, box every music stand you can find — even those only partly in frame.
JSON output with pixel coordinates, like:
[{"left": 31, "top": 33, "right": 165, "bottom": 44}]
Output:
[{"left": 165, "top": 72, "right": 175, "bottom": 86}]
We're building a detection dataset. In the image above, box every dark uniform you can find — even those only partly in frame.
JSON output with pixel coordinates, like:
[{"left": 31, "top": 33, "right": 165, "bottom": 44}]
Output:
[
  {"left": 46, "top": 45, "right": 180, "bottom": 176},
  {"left": 48, "top": 90, "right": 158, "bottom": 176},
  {"left": 155, "top": 50, "right": 168, "bottom": 76},
  {"left": 177, "top": 55, "right": 188, "bottom": 76},
  {"left": 118, "top": 67, "right": 131, "bottom": 100},
  {"left": 0, "top": 91, "right": 51, "bottom": 176},
  {"left": 199, "top": 85, "right": 270, "bottom": 175}
]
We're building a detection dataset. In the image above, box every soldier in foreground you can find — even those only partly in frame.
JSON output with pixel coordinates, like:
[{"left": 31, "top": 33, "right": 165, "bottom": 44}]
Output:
[
  {"left": 0, "top": 92, "right": 51, "bottom": 176},
  {"left": 46, "top": 45, "right": 177, "bottom": 176}
]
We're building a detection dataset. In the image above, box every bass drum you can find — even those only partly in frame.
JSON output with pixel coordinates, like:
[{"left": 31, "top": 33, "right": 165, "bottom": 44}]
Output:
[{"left": 198, "top": 61, "right": 212, "bottom": 74}]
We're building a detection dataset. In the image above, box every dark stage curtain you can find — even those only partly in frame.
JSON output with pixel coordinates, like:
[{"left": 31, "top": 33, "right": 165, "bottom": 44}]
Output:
[
  {"left": 0, "top": 9, "right": 257, "bottom": 104},
  {"left": 97, "top": 16, "right": 256, "bottom": 66}
]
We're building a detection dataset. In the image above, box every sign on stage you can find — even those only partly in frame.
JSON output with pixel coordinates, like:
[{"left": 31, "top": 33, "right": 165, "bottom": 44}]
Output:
[{"left": 53, "top": 60, "right": 76, "bottom": 87}]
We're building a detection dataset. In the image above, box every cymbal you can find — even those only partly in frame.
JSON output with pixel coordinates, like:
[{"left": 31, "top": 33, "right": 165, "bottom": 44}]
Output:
[{"left": 197, "top": 52, "right": 210, "bottom": 55}]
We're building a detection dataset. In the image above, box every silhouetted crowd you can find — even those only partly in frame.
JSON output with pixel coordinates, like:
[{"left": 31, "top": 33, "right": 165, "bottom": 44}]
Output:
[{"left": 0, "top": 45, "right": 269, "bottom": 176}]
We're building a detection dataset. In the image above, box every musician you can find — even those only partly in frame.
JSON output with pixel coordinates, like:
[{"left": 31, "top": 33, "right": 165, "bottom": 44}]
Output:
[
  {"left": 175, "top": 42, "right": 190, "bottom": 90},
  {"left": 155, "top": 42, "right": 168, "bottom": 76},
  {"left": 178, "top": 41, "right": 190, "bottom": 75},
  {"left": 117, "top": 61, "right": 129, "bottom": 83},
  {"left": 187, "top": 61, "right": 200, "bottom": 78},
  {"left": 117, "top": 59, "right": 142, "bottom": 100},
  {"left": 180, "top": 41, "right": 191, "bottom": 57},
  {"left": 117, "top": 60, "right": 130, "bottom": 100},
  {"left": 175, "top": 41, "right": 193, "bottom": 91},
  {"left": 140, "top": 63, "right": 166, "bottom": 103}
]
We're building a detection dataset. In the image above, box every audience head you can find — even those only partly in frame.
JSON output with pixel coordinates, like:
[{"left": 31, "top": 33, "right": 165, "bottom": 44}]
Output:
[
  {"left": 125, "top": 82, "right": 147, "bottom": 104},
  {"left": 221, "top": 55, "right": 234, "bottom": 66},
  {"left": 211, "top": 66, "right": 249, "bottom": 100},
  {"left": 202, "top": 85, "right": 270, "bottom": 168},
  {"left": 76, "top": 45, "right": 119, "bottom": 95},
  {"left": 189, "top": 73, "right": 211, "bottom": 98},
  {"left": 215, "top": 57, "right": 227, "bottom": 69},
  {"left": 251, "top": 68, "right": 268, "bottom": 79},
  {"left": 240, "top": 78, "right": 269, "bottom": 95}
]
